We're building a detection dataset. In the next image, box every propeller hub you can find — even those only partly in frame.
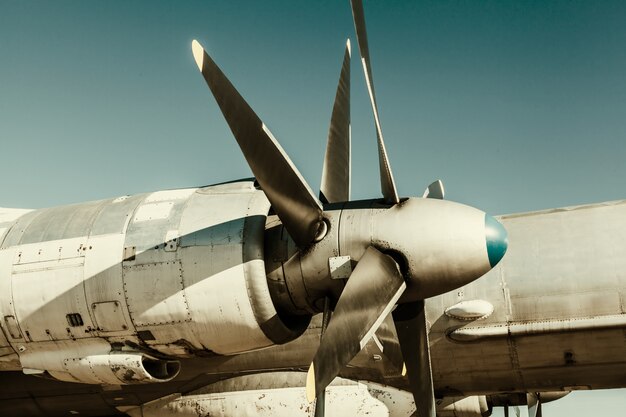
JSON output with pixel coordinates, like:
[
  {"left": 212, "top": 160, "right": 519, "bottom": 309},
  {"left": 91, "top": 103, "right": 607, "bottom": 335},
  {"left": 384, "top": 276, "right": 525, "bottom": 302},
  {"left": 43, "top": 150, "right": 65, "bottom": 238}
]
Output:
[
  {"left": 367, "top": 197, "right": 508, "bottom": 301},
  {"left": 485, "top": 214, "right": 508, "bottom": 267}
]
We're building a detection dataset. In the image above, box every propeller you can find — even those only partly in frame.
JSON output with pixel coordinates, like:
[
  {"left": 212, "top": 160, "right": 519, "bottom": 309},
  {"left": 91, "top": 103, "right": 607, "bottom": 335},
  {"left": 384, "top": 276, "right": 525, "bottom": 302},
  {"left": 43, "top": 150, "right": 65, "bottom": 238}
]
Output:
[
  {"left": 192, "top": 40, "right": 324, "bottom": 248},
  {"left": 320, "top": 39, "right": 351, "bottom": 204},
  {"left": 314, "top": 40, "right": 353, "bottom": 417},
  {"left": 527, "top": 393, "right": 543, "bottom": 417},
  {"left": 372, "top": 312, "right": 404, "bottom": 375},
  {"left": 307, "top": 2, "right": 441, "bottom": 416},
  {"left": 314, "top": 297, "right": 332, "bottom": 417},
  {"left": 192, "top": 2, "right": 507, "bottom": 416},
  {"left": 350, "top": 0, "right": 399, "bottom": 204},
  {"left": 306, "top": 246, "right": 406, "bottom": 402},
  {"left": 423, "top": 179, "right": 445, "bottom": 199},
  {"left": 393, "top": 301, "right": 436, "bottom": 417},
  {"left": 504, "top": 405, "right": 522, "bottom": 417}
]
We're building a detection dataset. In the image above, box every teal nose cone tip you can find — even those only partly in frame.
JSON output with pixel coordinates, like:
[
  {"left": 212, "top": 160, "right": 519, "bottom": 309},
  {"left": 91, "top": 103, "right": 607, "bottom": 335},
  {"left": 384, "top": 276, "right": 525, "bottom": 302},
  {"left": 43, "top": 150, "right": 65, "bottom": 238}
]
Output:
[{"left": 485, "top": 214, "right": 508, "bottom": 267}]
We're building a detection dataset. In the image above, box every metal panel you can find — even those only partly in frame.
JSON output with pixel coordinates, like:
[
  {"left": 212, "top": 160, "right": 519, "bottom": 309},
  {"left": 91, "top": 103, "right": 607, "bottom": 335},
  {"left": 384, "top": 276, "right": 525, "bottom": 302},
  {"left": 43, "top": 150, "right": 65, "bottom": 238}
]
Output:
[
  {"left": 427, "top": 201, "right": 626, "bottom": 394},
  {"left": 0, "top": 317, "right": 12, "bottom": 348},
  {"left": 14, "top": 239, "right": 87, "bottom": 265},
  {"left": 83, "top": 234, "right": 133, "bottom": 336},
  {"left": 123, "top": 260, "right": 190, "bottom": 327},
  {"left": 91, "top": 301, "right": 128, "bottom": 332},
  {"left": 173, "top": 188, "right": 280, "bottom": 354},
  {"left": 145, "top": 189, "right": 196, "bottom": 202},
  {"left": 12, "top": 240, "right": 95, "bottom": 341},
  {"left": 329, "top": 256, "right": 352, "bottom": 279},
  {"left": 89, "top": 194, "right": 144, "bottom": 236},
  {"left": 19, "top": 200, "right": 106, "bottom": 244},
  {"left": 0, "top": 248, "right": 22, "bottom": 342},
  {"left": 133, "top": 202, "right": 174, "bottom": 222},
  {"left": 124, "top": 189, "right": 193, "bottom": 255},
  {"left": 3, "top": 316, "right": 22, "bottom": 339},
  {"left": 1, "top": 210, "right": 42, "bottom": 249},
  {"left": 0, "top": 208, "right": 33, "bottom": 250}
]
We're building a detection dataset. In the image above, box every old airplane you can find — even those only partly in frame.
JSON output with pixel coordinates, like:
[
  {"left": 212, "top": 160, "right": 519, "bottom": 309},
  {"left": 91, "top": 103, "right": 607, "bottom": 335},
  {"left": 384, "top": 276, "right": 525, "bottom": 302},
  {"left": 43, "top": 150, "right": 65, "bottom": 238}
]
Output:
[{"left": 0, "top": 1, "right": 624, "bottom": 416}]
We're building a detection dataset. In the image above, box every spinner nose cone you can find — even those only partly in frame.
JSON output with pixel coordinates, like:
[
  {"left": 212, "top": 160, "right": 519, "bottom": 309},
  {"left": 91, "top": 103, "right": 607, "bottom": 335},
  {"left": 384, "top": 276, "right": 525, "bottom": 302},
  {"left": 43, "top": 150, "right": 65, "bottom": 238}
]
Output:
[{"left": 485, "top": 215, "right": 508, "bottom": 267}]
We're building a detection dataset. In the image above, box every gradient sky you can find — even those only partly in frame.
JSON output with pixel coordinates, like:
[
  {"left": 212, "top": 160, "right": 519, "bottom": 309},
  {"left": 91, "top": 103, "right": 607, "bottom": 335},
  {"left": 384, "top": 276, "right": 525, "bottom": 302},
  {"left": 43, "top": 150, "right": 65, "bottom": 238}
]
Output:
[{"left": 1, "top": 0, "right": 625, "bottom": 414}]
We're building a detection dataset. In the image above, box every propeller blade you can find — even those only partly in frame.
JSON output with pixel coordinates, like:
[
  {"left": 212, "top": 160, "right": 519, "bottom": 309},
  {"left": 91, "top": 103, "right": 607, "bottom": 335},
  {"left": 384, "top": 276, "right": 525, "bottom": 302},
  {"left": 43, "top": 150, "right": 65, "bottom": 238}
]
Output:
[
  {"left": 192, "top": 40, "right": 323, "bottom": 247},
  {"left": 374, "top": 312, "right": 404, "bottom": 375},
  {"left": 423, "top": 180, "right": 445, "bottom": 199},
  {"left": 393, "top": 300, "right": 436, "bottom": 417},
  {"left": 527, "top": 393, "right": 543, "bottom": 417},
  {"left": 505, "top": 405, "right": 522, "bottom": 417},
  {"left": 306, "top": 246, "right": 406, "bottom": 402},
  {"left": 314, "top": 298, "right": 332, "bottom": 417},
  {"left": 350, "top": 0, "right": 399, "bottom": 204},
  {"left": 320, "top": 39, "right": 351, "bottom": 204}
]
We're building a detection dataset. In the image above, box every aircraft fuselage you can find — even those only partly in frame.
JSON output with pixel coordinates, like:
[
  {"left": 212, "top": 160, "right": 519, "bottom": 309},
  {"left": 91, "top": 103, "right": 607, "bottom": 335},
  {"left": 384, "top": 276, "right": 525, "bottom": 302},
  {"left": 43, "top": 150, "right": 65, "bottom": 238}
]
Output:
[{"left": 0, "top": 182, "right": 624, "bottom": 396}]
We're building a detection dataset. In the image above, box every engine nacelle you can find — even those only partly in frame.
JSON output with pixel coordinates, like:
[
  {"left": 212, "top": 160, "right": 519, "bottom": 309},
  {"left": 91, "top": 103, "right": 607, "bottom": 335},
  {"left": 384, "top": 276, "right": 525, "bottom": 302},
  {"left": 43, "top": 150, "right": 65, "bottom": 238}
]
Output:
[
  {"left": 0, "top": 181, "right": 308, "bottom": 372},
  {"left": 438, "top": 396, "right": 491, "bottom": 417}
]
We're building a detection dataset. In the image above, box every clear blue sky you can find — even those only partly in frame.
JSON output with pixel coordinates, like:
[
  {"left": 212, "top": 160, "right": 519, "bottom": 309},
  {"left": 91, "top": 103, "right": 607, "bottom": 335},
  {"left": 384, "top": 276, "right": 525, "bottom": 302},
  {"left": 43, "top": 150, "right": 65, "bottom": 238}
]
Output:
[{"left": 1, "top": 0, "right": 625, "bottom": 413}]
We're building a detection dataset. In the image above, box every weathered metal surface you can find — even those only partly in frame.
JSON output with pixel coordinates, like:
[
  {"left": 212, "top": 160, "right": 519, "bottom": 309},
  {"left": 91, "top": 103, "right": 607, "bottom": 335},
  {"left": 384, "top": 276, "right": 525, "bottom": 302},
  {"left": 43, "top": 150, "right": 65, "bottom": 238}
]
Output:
[
  {"left": 124, "top": 372, "right": 491, "bottom": 417},
  {"left": 91, "top": 301, "right": 127, "bottom": 333},
  {"left": 8, "top": 200, "right": 106, "bottom": 246},
  {"left": 445, "top": 300, "right": 494, "bottom": 321},
  {"left": 84, "top": 234, "right": 133, "bottom": 336},
  {"left": 328, "top": 255, "right": 352, "bottom": 280},
  {"left": 145, "top": 199, "right": 624, "bottom": 396},
  {"left": 448, "top": 314, "right": 626, "bottom": 342},
  {"left": 429, "top": 200, "right": 626, "bottom": 395},
  {"left": 0, "top": 189, "right": 623, "bottom": 417},
  {"left": 52, "top": 353, "right": 180, "bottom": 385},
  {"left": 0, "top": 181, "right": 308, "bottom": 383},
  {"left": 123, "top": 260, "right": 190, "bottom": 327},
  {"left": 11, "top": 239, "right": 95, "bottom": 342},
  {"left": 0, "top": 208, "right": 33, "bottom": 250},
  {"left": 437, "top": 396, "right": 489, "bottom": 417},
  {"left": 127, "top": 372, "right": 416, "bottom": 417}
]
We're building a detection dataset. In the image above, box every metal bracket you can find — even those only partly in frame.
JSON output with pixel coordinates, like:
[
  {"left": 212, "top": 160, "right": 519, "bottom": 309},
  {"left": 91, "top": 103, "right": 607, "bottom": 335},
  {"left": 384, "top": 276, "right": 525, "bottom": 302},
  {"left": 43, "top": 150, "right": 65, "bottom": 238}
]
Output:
[{"left": 329, "top": 256, "right": 352, "bottom": 279}]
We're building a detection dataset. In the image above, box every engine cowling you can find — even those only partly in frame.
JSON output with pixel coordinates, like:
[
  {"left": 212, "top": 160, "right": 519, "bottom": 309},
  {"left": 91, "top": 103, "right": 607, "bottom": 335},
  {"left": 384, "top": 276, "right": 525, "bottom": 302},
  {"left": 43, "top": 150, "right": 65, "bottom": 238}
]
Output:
[
  {"left": 0, "top": 182, "right": 309, "bottom": 377},
  {"left": 48, "top": 353, "right": 180, "bottom": 385},
  {"left": 438, "top": 396, "right": 491, "bottom": 417}
]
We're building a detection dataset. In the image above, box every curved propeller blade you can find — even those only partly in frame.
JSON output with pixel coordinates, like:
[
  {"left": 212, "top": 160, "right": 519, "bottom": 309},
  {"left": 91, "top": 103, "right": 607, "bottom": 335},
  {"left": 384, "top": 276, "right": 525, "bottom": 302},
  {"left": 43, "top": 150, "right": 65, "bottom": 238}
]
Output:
[
  {"left": 320, "top": 39, "right": 352, "bottom": 204},
  {"left": 306, "top": 246, "right": 406, "bottom": 402},
  {"left": 527, "top": 393, "right": 543, "bottom": 417},
  {"left": 350, "top": 0, "right": 399, "bottom": 204},
  {"left": 314, "top": 298, "right": 332, "bottom": 417},
  {"left": 505, "top": 405, "right": 522, "bottom": 417},
  {"left": 423, "top": 179, "right": 445, "bottom": 199},
  {"left": 374, "top": 312, "right": 404, "bottom": 375},
  {"left": 192, "top": 40, "right": 323, "bottom": 247},
  {"left": 393, "top": 301, "right": 436, "bottom": 417}
]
